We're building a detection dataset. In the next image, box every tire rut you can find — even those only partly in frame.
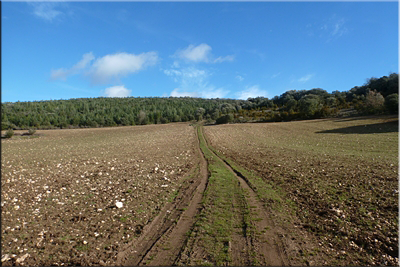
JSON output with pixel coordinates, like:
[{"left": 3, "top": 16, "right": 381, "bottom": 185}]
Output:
[
  {"left": 116, "top": 126, "right": 209, "bottom": 266},
  {"left": 117, "top": 124, "right": 291, "bottom": 266},
  {"left": 201, "top": 125, "right": 290, "bottom": 266}
]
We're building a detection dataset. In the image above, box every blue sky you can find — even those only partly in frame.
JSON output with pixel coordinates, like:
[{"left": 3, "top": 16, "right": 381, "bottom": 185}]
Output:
[{"left": 2, "top": 1, "right": 398, "bottom": 102}]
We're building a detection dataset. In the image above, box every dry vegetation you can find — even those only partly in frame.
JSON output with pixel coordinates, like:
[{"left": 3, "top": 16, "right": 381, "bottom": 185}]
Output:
[
  {"left": 204, "top": 115, "right": 398, "bottom": 266},
  {"left": 1, "top": 124, "right": 196, "bottom": 266}
]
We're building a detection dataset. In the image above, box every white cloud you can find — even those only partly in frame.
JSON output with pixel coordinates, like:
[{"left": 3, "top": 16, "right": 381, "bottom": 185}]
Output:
[
  {"left": 298, "top": 74, "right": 314, "bottom": 83},
  {"left": 51, "top": 52, "right": 95, "bottom": 81},
  {"left": 103, "top": 85, "right": 132, "bottom": 97},
  {"left": 174, "top": 43, "right": 234, "bottom": 64},
  {"left": 176, "top": 43, "right": 212, "bottom": 63},
  {"left": 213, "top": 55, "right": 235, "bottom": 63},
  {"left": 236, "top": 85, "right": 268, "bottom": 100},
  {"left": 51, "top": 51, "right": 158, "bottom": 84},
  {"left": 165, "top": 66, "right": 208, "bottom": 85},
  {"left": 51, "top": 68, "right": 70, "bottom": 81},
  {"left": 170, "top": 89, "right": 199, "bottom": 98},
  {"left": 74, "top": 52, "right": 95, "bottom": 69},
  {"left": 89, "top": 52, "right": 158, "bottom": 84},
  {"left": 236, "top": 75, "right": 244, "bottom": 82},
  {"left": 165, "top": 66, "right": 229, "bottom": 99},
  {"left": 201, "top": 87, "right": 229, "bottom": 99},
  {"left": 170, "top": 87, "right": 229, "bottom": 99},
  {"left": 30, "top": 2, "right": 63, "bottom": 21},
  {"left": 172, "top": 61, "right": 180, "bottom": 68}
]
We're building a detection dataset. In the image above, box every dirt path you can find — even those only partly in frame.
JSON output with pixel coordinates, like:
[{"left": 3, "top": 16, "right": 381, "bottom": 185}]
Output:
[
  {"left": 227, "top": 162, "right": 289, "bottom": 266},
  {"left": 116, "top": 126, "right": 209, "bottom": 266},
  {"left": 200, "top": 125, "right": 290, "bottom": 266},
  {"left": 117, "top": 124, "right": 312, "bottom": 266}
]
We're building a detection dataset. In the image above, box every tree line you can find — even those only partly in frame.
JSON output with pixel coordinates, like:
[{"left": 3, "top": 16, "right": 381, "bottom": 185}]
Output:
[{"left": 1, "top": 73, "right": 398, "bottom": 130}]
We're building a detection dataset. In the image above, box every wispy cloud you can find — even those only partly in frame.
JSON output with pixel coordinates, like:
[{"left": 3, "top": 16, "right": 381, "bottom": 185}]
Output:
[
  {"left": 165, "top": 66, "right": 229, "bottom": 99},
  {"left": 236, "top": 85, "right": 268, "bottom": 100},
  {"left": 213, "top": 55, "right": 235, "bottom": 63},
  {"left": 306, "top": 14, "right": 348, "bottom": 42},
  {"left": 201, "top": 88, "right": 229, "bottom": 99},
  {"left": 170, "top": 89, "right": 199, "bottom": 98},
  {"left": 51, "top": 52, "right": 95, "bottom": 81},
  {"left": 89, "top": 52, "right": 159, "bottom": 84},
  {"left": 236, "top": 75, "right": 244, "bottom": 82},
  {"left": 102, "top": 85, "right": 132, "bottom": 97},
  {"left": 174, "top": 43, "right": 235, "bottom": 64},
  {"left": 331, "top": 18, "right": 347, "bottom": 37},
  {"left": 271, "top": 72, "right": 281, "bottom": 79},
  {"left": 298, "top": 74, "right": 314, "bottom": 83},
  {"left": 170, "top": 87, "right": 228, "bottom": 99},
  {"left": 246, "top": 49, "right": 266, "bottom": 61},
  {"left": 320, "top": 15, "right": 348, "bottom": 42},
  {"left": 29, "top": 2, "right": 63, "bottom": 21}
]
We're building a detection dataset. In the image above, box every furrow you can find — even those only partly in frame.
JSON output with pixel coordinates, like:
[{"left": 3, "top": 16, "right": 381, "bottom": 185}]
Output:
[{"left": 117, "top": 126, "right": 210, "bottom": 266}]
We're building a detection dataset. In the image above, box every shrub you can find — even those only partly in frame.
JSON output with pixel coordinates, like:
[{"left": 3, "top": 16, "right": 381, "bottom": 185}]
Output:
[
  {"left": 215, "top": 114, "right": 234, "bottom": 124},
  {"left": 5, "top": 129, "right": 14, "bottom": 138},
  {"left": 2, "top": 121, "right": 10, "bottom": 130},
  {"left": 363, "top": 90, "right": 385, "bottom": 114},
  {"left": 385, "top": 93, "right": 398, "bottom": 114},
  {"left": 298, "top": 94, "right": 322, "bottom": 117},
  {"left": 27, "top": 129, "right": 36, "bottom": 135}
]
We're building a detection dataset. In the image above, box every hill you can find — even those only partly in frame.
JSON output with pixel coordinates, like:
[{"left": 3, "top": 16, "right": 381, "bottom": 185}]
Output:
[{"left": 2, "top": 73, "right": 398, "bottom": 130}]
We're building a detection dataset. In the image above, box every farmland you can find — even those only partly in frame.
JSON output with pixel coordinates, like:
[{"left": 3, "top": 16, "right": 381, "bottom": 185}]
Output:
[
  {"left": 1, "top": 115, "right": 398, "bottom": 266},
  {"left": 205, "top": 115, "right": 399, "bottom": 266},
  {"left": 1, "top": 124, "right": 197, "bottom": 266}
]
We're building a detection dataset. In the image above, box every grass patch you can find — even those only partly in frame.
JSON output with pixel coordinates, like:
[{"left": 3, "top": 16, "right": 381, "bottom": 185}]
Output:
[
  {"left": 192, "top": 125, "right": 244, "bottom": 265},
  {"left": 207, "top": 144, "right": 290, "bottom": 213}
]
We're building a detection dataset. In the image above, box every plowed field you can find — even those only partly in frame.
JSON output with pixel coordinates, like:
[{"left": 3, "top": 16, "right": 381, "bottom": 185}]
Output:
[
  {"left": 204, "top": 116, "right": 399, "bottom": 266},
  {"left": 1, "top": 124, "right": 197, "bottom": 266},
  {"left": 2, "top": 115, "right": 398, "bottom": 266}
]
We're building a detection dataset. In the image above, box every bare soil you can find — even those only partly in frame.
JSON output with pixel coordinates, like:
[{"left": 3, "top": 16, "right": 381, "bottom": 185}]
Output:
[
  {"left": 116, "top": 125, "right": 209, "bottom": 266},
  {"left": 1, "top": 124, "right": 197, "bottom": 266},
  {"left": 204, "top": 116, "right": 399, "bottom": 266},
  {"left": 2, "top": 116, "right": 397, "bottom": 266}
]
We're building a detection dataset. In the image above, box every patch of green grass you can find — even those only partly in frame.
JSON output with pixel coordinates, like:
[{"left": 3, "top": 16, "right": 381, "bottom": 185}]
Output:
[
  {"left": 76, "top": 245, "right": 89, "bottom": 251},
  {"left": 168, "top": 190, "right": 179, "bottom": 202},
  {"left": 194, "top": 125, "right": 240, "bottom": 265},
  {"left": 120, "top": 216, "right": 129, "bottom": 222},
  {"left": 60, "top": 235, "right": 71, "bottom": 241},
  {"left": 208, "top": 144, "right": 290, "bottom": 213}
]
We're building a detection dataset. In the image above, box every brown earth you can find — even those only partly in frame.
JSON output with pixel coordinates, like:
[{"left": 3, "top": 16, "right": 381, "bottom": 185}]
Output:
[
  {"left": 116, "top": 125, "right": 209, "bottom": 266},
  {"left": 2, "top": 116, "right": 397, "bottom": 266},
  {"left": 202, "top": 127, "right": 290, "bottom": 266},
  {"left": 1, "top": 124, "right": 197, "bottom": 266},
  {"left": 204, "top": 116, "right": 399, "bottom": 266}
]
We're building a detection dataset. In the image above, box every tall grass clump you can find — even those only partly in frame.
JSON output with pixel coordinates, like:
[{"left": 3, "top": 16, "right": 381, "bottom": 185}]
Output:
[
  {"left": 5, "top": 129, "right": 14, "bottom": 138},
  {"left": 27, "top": 129, "right": 37, "bottom": 135}
]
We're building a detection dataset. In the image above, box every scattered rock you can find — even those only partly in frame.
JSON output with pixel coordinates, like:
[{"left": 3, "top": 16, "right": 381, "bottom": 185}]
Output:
[{"left": 15, "top": 253, "right": 30, "bottom": 264}]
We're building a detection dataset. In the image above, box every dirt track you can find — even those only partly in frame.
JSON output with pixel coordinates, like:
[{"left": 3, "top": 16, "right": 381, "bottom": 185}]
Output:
[
  {"left": 118, "top": 125, "right": 322, "bottom": 266},
  {"left": 116, "top": 125, "right": 209, "bottom": 266}
]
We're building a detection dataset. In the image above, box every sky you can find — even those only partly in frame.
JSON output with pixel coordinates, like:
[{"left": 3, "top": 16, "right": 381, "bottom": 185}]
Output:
[{"left": 2, "top": 1, "right": 398, "bottom": 102}]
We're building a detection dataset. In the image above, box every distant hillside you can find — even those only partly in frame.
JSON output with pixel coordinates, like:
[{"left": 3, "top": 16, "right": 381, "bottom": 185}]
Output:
[{"left": 2, "top": 73, "right": 398, "bottom": 130}]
